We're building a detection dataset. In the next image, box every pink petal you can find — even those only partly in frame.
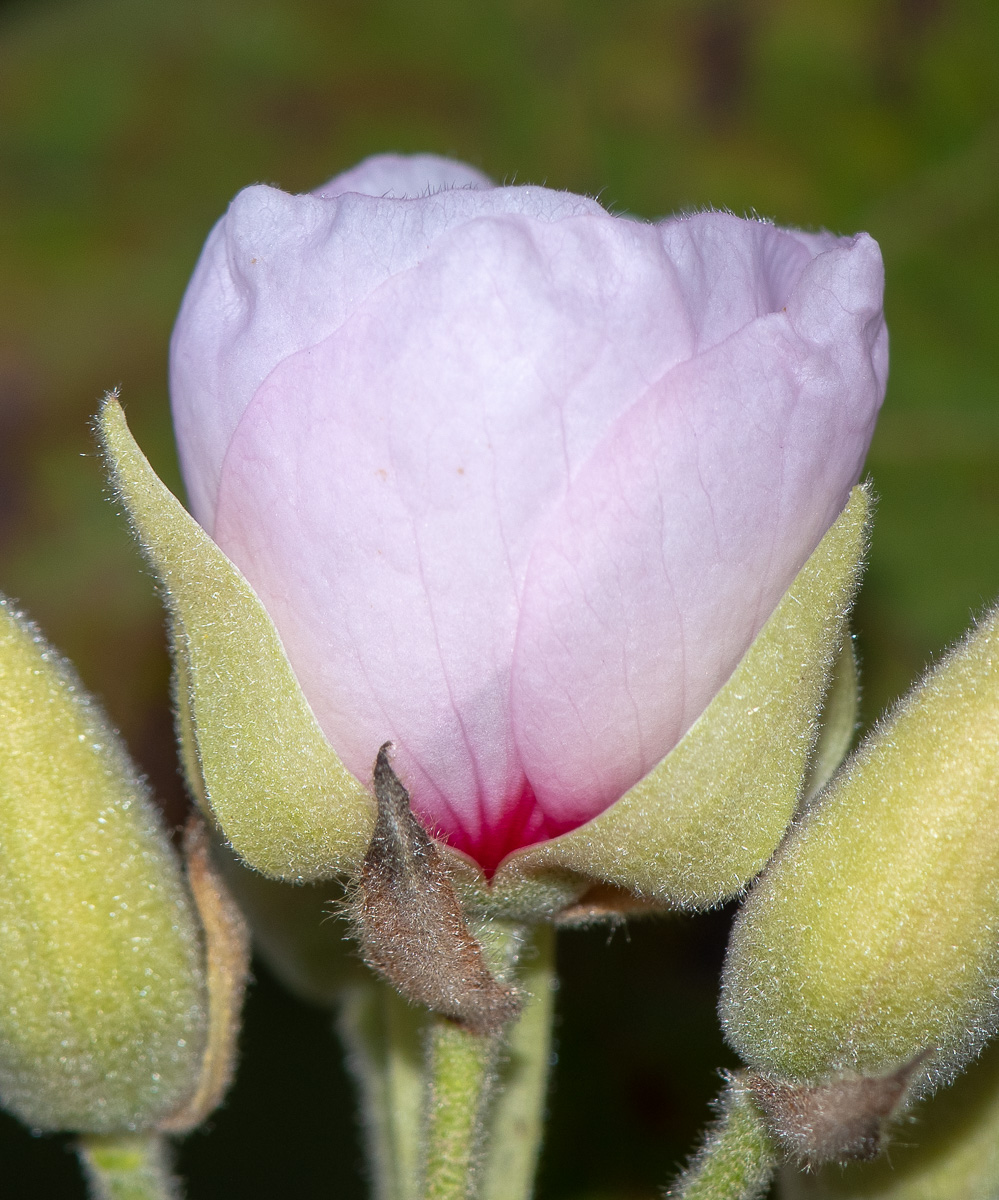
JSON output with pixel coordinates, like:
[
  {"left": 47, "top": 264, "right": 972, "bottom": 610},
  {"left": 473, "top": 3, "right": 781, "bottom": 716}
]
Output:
[
  {"left": 511, "top": 233, "right": 886, "bottom": 824},
  {"left": 170, "top": 166, "right": 605, "bottom": 531},
  {"left": 211, "top": 210, "right": 703, "bottom": 868}
]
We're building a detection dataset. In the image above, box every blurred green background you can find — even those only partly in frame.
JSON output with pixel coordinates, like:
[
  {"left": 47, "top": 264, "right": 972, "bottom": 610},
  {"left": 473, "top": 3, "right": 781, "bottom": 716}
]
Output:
[{"left": 0, "top": 0, "right": 997, "bottom": 1196}]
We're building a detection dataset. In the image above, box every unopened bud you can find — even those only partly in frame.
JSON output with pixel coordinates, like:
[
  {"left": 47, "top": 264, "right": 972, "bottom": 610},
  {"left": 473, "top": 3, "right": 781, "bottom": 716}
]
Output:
[
  {"left": 721, "top": 601, "right": 999, "bottom": 1166},
  {"left": 0, "top": 597, "right": 207, "bottom": 1133}
]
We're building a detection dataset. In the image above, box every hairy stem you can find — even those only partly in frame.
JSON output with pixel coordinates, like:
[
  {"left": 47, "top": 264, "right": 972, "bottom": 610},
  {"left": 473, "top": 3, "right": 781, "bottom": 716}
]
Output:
[
  {"left": 479, "top": 924, "right": 556, "bottom": 1200},
  {"left": 339, "top": 981, "right": 425, "bottom": 1200},
  {"left": 76, "top": 1133, "right": 179, "bottom": 1200},
  {"left": 422, "top": 920, "right": 554, "bottom": 1200},
  {"left": 668, "top": 1075, "right": 778, "bottom": 1200},
  {"left": 423, "top": 1018, "right": 500, "bottom": 1200},
  {"left": 342, "top": 920, "right": 555, "bottom": 1200}
]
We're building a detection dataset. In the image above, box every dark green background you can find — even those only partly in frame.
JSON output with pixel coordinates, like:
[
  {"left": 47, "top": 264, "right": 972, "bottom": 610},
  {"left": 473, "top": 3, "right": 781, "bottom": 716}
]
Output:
[{"left": 0, "top": 0, "right": 997, "bottom": 1196}]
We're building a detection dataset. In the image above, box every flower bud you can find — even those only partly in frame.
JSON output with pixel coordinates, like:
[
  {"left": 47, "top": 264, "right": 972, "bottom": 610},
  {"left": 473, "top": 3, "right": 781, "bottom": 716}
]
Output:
[
  {"left": 163, "top": 154, "right": 887, "bottom": 893},
  {"left": 721, "top": 601, "right": 999, "bottom": 1165},
  {"left": 0, "top": 596, "right": 234, "bottom": 1134},
  {"left": 102, "top": 391, "right": 872, "bottom": 919}
]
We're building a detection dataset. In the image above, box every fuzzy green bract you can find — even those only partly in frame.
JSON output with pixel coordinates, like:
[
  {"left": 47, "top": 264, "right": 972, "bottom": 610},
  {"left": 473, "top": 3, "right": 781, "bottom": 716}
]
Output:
[{"left": 99, "top": 394, "right": 375, "bottom": 883}]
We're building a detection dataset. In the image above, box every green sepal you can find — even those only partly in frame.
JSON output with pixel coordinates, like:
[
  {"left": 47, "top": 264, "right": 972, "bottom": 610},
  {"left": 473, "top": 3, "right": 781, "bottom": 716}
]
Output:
[
  {"left": 802, "top": 634, "right": 859, "bottom": 804},
  {"left": 98, "top": 394, "right": 374, "bottom": 882},
  {"left": 498, "top": 485, "right": 870, "bottom": 908},
  {"left": 721, "top": 596, "right": 999, "bottom": 1094},
  {"left": 0, "top": 596, "right": 206, "bottom": 1133}
]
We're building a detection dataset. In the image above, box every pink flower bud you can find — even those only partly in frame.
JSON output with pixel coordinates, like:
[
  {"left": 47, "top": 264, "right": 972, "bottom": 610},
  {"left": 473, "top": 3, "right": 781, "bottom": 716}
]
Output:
[{"left": 170, "top": 154, "right": 887, "bottom": 875}]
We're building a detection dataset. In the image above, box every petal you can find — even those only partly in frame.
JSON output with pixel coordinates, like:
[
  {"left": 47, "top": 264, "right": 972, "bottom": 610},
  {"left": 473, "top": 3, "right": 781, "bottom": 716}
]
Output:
[
  {"left": 511, "top": 233, "right": 886, "bottom": 827},
  {"left": 170, "top": 169, "right": 607, "bottom": 531},
  {"left": 210, "top": 210, "right": 701, "bottom": 866},
  {"left": 312, "top": 152, "right": 494, "bottom": 198},
  {"left": 660, "top": 212, "right": 816, "bottom": 350}
]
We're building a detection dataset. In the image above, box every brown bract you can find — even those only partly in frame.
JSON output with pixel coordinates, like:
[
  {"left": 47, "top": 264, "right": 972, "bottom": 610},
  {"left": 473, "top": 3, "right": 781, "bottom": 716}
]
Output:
[
  {"left": 349, "top": 745, "right": 521, "bottom": 1037},
  {"left": 746, "top": 1056, "right": 924, "bottom": 1168},
  {"left": 159, "top": 816, "right": 251, "bottom": 1135}
]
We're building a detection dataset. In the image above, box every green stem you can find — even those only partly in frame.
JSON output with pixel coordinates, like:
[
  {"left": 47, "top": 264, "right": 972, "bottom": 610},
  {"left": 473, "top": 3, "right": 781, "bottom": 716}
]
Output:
[
  {"left": 76, "top": 1133, "right": 178, "bottom": 1200},
  {"left": 341, "top": 921, "right": 555, "bottom": 1200},
  {"left": 422, "top": 921, "right": 554, "bottom": 1200},
  {"left": 423, "top": 1018, "right": 499, "bottom": 1200},
  {"left": 668, "top": 1075, "right": 778, "bottom": 1200},
  {"left": 339, "top": 981, "right": 425, "bottom": 1200},
  {"left": 479, "top": 924, "right": 556, "bottom": 1200}
]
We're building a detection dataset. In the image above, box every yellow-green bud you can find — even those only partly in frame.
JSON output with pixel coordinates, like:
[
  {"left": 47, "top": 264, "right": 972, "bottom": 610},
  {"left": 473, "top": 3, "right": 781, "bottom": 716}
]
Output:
[
  {"left": 0, "top": 596, "right": 208, "bottom": 1133},
  {"left": 721, "top": 601, "right": 999, "bottom": 1164}
]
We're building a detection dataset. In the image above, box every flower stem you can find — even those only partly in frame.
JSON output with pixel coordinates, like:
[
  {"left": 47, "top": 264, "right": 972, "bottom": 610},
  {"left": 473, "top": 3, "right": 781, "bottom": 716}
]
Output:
[
  {"left": 339, "top": 980, "right": 425, "bottom": 1200},
  {"left": 667, "top": 1075, "right": 778, "bottom": 1200},
  {"left": 478, "top": 924, "right": 555, "bottom": 1200},
  {"left": 422, "top": 921, "right": 554, "bottom": 1200},
  {"left": 341, "top": 921, "right": 555, "bottom": 1200},
  {"left": 76, "top": 1133, "right": 179, "bottom": 1200},
  {"left": 423, "top": 1017, "right": 499, "bottom": 1200}
]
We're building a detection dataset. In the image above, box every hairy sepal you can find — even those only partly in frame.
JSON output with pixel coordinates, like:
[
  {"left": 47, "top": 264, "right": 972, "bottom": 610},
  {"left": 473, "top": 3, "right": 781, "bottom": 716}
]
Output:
[{"left": 98, "top": 393, "right": 374, "bottom": 882}]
